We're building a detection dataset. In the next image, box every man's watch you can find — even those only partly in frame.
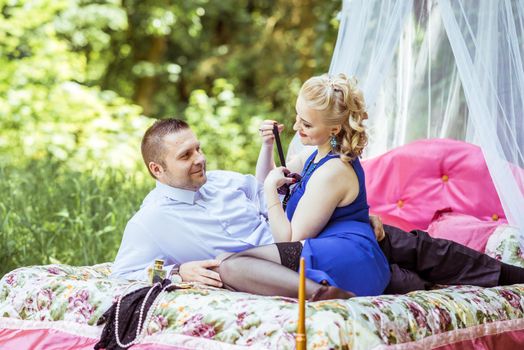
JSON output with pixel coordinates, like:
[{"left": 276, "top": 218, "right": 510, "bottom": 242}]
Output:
[{"left": 169, "top": 264, "right": 183, "bottom": 283}]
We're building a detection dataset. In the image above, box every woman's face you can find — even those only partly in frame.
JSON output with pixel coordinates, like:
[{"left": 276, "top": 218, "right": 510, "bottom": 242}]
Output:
[{"left": 293, "top": 95, "right": 334, "bottom": 147}]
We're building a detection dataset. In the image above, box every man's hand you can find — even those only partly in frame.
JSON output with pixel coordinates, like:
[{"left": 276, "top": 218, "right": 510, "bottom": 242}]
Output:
[
  {"left": 370, "top": 215, "right": 386, "bottom": 242},
  {"left": 179, "top": 260, "right": 223, "bottom": 287}
]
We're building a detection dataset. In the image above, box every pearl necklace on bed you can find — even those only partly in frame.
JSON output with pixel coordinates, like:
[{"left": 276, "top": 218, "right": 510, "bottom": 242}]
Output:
[{"left": 114, "top": 281, "right": 175, "bottom": 348}]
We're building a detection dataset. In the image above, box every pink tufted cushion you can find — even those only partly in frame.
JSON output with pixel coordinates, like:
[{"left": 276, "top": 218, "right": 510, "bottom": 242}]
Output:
[
  {"left": 361, "top": 139, "right": 506, "bottom": 230},
  {"left": 427, "top": 212, "right": 503, "bottom": 252}
]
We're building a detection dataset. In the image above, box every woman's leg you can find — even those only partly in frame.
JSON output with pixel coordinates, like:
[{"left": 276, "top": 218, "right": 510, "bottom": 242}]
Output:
[
  {"left": 217, "top": 243, "right": 354, "bottom": 299},
  {"left": 216, "top": 242, "right": 355, "bottom": 301}
]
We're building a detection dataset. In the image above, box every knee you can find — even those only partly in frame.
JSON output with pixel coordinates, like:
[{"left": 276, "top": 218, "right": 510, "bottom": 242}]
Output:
[
  {"left": 216, "top": 252, "right": 234, "bottom": 262},
  {"left": 215, "top": 252, "right": 244, "bottom": 279},
  {"left": 216, "top": 255, "right": 241, "bottom": 280}
]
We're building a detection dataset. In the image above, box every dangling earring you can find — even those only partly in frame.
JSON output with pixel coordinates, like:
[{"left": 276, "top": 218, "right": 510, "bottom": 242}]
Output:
[{"left": 330, "top": 134, "right": 338, "bottom": 149}]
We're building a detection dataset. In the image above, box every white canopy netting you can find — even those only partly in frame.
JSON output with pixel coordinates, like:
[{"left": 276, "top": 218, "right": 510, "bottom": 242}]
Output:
[{"left": 289, "top": 0, "right": 524, "bottom": 241}]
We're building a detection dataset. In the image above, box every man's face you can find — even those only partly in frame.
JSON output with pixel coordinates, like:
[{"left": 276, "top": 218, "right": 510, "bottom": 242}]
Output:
[{"left": 152, "top": 129, "right": 207, "bottom": 191}]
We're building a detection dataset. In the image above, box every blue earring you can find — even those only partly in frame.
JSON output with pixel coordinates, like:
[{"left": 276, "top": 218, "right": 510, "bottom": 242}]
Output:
[{"left": 330, "top": 135, "right": 338, "bottom": 149}]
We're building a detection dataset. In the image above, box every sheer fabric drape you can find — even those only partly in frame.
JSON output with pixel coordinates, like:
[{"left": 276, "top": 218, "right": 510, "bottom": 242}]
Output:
[
  {"left": 328, "top": 0, "right": 470, "bottom": 157},
  {"left": 438, "top": 0, "right": 524, "bottom": 243},
  {"left": 289, "top": 0, "right": 524, "bottom": 238}
]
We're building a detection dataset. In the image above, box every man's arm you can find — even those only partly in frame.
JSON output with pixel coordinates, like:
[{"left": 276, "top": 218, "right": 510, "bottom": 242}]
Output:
[
  {"left": 111, "top": 220, "right": 160, "bottom": 280},
  {"left": 370, "top": 215, "right": 386, "bottom": 241},
  {"left": 113, "top": 214, "right": 224, "bottom": 287},
  {"left": 231, "top": 172, "right": 268, "bottom": 215},
  {"left": 114, "top": 258, "right": 223, "bottom": 287}
]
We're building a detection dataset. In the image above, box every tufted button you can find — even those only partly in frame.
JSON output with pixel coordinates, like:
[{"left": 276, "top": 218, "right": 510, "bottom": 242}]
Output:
[
  {"left": 397, "top": 200, "right": 404, "bottom": 208},
  {"left": 442, "top": 174, "right": 449, "bottom": 182},
  {"left": 492, "top": 214, "right": 499, "bottom": 221}
]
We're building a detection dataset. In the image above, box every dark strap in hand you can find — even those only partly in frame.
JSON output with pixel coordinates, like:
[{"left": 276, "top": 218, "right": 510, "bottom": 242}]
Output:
[
  {"left": 272, "top": 123, "right": 302, "bottom": 210},
  {"left": 273, "top": 123, "right": 287, "bottom": 168}
]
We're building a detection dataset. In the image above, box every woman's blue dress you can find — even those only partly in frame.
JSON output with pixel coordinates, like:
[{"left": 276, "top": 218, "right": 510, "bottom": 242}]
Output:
[{"left": 286, "top": 150, "right": 390, "bottom": 296}]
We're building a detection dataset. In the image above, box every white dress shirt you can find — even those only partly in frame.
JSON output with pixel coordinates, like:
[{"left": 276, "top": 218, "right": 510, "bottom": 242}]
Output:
[{"left": 111, "top": 170, "right": 275, "bottom": 280}]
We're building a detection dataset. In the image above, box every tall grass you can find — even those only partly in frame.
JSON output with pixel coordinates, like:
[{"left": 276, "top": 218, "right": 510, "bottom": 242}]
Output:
[{"left": 0, "top": 160, "right": 151, "bottom": 276}]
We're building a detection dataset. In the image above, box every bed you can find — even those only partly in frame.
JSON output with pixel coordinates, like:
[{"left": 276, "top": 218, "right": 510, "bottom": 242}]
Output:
[{"left": 1, "top": 138, "right": 523, "bottom": 349}]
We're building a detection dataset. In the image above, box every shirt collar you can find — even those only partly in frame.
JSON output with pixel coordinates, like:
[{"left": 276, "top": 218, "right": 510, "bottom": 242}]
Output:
[{"left": 155, "top": 181, "right": 198, "bottom": 204}]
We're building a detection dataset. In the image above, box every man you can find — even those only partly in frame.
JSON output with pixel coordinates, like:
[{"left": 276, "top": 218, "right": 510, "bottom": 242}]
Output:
[
  {"left": 112, "top": 118, "right": 524, "bottom": 293},
  {"left": 112, "top": 118, "right": 271, "bottom": 286}
]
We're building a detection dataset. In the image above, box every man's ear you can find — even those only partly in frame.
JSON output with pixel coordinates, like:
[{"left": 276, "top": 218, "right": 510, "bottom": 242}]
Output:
[{"left": 149, "top": 161, "right": 164, "bottom": 178}]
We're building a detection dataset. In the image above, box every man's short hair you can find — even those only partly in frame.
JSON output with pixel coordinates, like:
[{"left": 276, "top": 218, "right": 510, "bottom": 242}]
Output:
[{"left": 141, "top": 118, "right": 189, "bottom": 178}]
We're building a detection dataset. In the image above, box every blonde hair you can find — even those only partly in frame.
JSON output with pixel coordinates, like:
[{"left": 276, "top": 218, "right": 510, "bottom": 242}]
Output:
[{"left": 299, "top": 73, "right": 368, "bottom": 162}]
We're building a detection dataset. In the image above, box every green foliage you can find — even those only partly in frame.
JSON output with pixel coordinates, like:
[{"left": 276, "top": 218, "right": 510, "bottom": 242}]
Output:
[
  {"left": 186, "top": 78, "right": 282, "bottom": 174},
  {"left": 0, "top": 0, "right": 340, "bottom": 273},
  {"left": 0, "top": 160, "right": 151, "bottom": 276},
  {"left": 0, "top": 0, "right": 149, "bottom": 170},
  {"left": 88, "top": 0, "right": 341, "bottom": 116}
]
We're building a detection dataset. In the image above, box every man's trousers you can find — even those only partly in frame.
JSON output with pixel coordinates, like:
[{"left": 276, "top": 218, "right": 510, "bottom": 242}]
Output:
[{"left": 380, "top": 225, "right": 501, "bottom": 294}]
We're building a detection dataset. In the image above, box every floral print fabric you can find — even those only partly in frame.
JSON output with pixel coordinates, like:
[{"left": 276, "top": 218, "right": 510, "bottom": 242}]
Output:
[
  {"left": 1, "top": 227, "right": 523, "bottom": 350},
  {"left": 485, "top": 225, "right": 524, "bottom": 268}
]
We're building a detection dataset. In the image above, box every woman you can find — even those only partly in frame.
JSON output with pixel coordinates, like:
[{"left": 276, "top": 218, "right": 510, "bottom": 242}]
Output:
[{"left": 218, "top": 73, "right": 390, "bottom": 300}]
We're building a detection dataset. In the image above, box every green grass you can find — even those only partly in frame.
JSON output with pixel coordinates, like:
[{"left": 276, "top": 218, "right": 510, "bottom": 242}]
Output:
[{"left": 0, "top": 160, "right": 151, "bottom": 277}]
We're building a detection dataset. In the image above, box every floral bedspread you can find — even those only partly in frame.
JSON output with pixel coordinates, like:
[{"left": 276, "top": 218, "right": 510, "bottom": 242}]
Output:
[{"left": 1, "top": 225, "right": 523, "bottom": 349}]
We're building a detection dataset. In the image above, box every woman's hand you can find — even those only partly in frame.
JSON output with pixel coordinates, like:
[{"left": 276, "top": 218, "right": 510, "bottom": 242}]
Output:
[
  {"left": 259, "top": 120, "right": 284, "bottom": 146},
  {"left": 264, "top": 166, "right": 297, "bottom": 190},
  {"left": 256, "top": 120, "right": 283, "bottom": 183}
]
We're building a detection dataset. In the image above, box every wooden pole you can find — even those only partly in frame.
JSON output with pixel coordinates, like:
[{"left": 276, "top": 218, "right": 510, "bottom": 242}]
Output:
[{"left": 296, "top": 257, "right": 306, "bottom": 350}]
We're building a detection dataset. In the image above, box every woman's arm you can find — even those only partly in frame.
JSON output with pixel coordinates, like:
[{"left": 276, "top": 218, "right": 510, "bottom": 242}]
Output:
[
  {"left": 255, "top": 120, "right": 282, "bottom": 183},
  {"left": 290, "top": 163, "right": 358, "bottom": 241},
  {"left": 262, "top": 149, "right": 310, "bottom": 242},
  {"left": 265, "top": 160, "right": 359, "bottom": 242},
  {"left": 256, "top": 144, "right": 275, "bottom": 184},
  {"left": 263, "top": 167, "right": 296, "bottom": 242}
]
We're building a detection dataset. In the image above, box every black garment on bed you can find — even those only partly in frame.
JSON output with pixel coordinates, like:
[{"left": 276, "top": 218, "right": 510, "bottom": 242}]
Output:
[
  {"left": 94, "top": 278, "right": 178, "bottom": 350},
  {"left": 380, "top": 225, "right": 502, "bottom": 294}
]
